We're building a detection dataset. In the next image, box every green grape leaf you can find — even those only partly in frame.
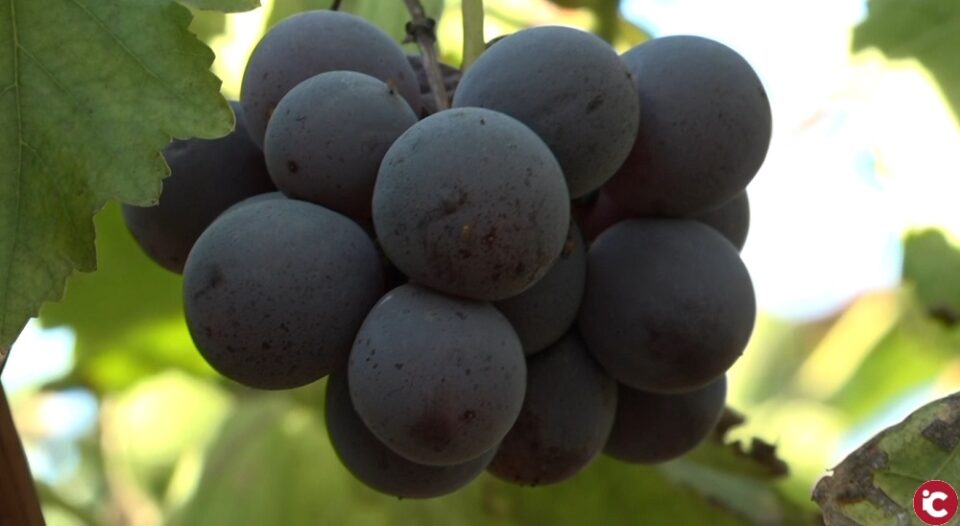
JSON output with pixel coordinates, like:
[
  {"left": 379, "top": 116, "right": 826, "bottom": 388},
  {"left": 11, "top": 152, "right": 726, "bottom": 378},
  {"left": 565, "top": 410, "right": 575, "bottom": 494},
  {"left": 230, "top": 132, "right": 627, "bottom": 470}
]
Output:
[
  {"left": 902, "top": 229, "right": 960, "bottom": 325},
  {"left": 0, "top": 0, "right": 233, "bottom": 362},
  {"left": 854, "top": 0, "right": 960, "bottom": 119},
  {"left": 813, "top": 391, "right": 960, "bottom": 525},
  {"left": 684, "top": 409, "right": 790, "bottom": 481},
  {"left": 828, "top": 293, "right": 956, "bottom": 425},
  {"left": 40, "top": 204, "right": 215, "bottom": 394},
  {"left": 178, "top": 0, "right": 261, "bottom": 12}
]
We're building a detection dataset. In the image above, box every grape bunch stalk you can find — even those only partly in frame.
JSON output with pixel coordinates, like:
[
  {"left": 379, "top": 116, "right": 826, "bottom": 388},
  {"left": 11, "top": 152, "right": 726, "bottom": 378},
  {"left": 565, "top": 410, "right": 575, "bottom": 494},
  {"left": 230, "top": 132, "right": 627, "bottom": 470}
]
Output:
[{"left": 122, "top": 2, "right": 771, "bottom": 499}]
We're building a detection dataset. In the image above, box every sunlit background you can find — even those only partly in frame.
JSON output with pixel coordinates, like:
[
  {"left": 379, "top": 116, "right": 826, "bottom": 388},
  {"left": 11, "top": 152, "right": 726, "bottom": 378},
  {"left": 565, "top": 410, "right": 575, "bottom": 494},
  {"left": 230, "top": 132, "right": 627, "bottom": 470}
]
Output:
[{"left": 4, "top": 0, "right": 960, "bottom": 524}]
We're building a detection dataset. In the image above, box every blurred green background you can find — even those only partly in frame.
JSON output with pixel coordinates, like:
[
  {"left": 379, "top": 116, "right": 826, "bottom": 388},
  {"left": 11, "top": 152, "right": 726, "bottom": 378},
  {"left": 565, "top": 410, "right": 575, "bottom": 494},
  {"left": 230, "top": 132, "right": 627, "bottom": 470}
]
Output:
[{"left": 4, "top": 0, "right": 960, "bottom": 524}]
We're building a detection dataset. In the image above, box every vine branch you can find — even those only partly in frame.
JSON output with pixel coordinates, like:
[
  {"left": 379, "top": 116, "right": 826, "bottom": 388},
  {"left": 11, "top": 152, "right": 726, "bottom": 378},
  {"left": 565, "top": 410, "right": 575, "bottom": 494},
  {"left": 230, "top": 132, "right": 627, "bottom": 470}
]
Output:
[
  {"left": 403, "top": 0, "right": 449, "bottom": 111},
  {"left": 0, "top": 383, "right": 44, "bottom": 526}
]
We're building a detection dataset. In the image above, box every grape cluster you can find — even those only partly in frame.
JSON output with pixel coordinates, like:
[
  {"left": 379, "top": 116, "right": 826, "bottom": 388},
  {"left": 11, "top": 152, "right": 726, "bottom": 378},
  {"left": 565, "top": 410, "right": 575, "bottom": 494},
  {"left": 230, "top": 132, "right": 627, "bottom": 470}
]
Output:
[{"left": 123, "top": 10, "right": 770, "bottom": 498}]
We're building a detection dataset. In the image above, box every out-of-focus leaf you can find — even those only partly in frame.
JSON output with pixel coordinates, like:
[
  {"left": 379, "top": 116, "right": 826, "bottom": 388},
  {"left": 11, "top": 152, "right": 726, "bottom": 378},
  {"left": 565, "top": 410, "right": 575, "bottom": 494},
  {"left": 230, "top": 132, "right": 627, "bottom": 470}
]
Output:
[
  {"left": 685, "top": 410, "right": 789, "bottom": 481},
  {"left": 902, "top": 229, "right": 960, "bottom": 324},
  {"left": 102, "top": 371, "right": 232, "bottom": 500},
  {"left": 342, "top": 0, "right": 445, "bottom": 43},
  {"left": 266, "top": 0, "right": 444, "bottom": 44},
  {"left": 189, "top": 8, "right": 229, "bottom": 43},
  {"left": 265, "top": 0, "right": 326, "bottom": 28},
  {"left": 40, "top": 204, "right": 215, "bottom": 394},
  {"left": 170, "top": 393, "right": 352, "bottom": 526},
  {"left": 792, "top": 292, "right": 902, "bottom": 403},
  {"left": 613, "top": 14, "right": 650, "bottom": 50},
  {"left": 173, "top": 388, "right": 811, "bottom": 526},
  {"left": 854, "top": 0, "right": 960, "bottom": 118},
  {"left": 0, "top": 0, "right": 233, "bottom": 361},
  {"left": 655, "top": 410, "right": 817, "bottom": 526},
  {"left": 814, "top": 390, "right": 960, "bottom": 524},
  {"left": 828, "top": 292, "right": 957, "bottom": 424},
  {"left": 736, "top": 314, "right": 838, "bottom": 406},
  {"left": 178, "top": 0, "right": 260, "bottom": 11}
]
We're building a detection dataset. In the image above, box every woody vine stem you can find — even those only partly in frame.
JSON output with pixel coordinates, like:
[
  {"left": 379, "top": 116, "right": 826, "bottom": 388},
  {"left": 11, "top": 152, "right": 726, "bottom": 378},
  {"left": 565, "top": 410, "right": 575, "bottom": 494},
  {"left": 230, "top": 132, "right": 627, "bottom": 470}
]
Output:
[{"left": 402, "top": 0, "right": 485, "bottom": 111}]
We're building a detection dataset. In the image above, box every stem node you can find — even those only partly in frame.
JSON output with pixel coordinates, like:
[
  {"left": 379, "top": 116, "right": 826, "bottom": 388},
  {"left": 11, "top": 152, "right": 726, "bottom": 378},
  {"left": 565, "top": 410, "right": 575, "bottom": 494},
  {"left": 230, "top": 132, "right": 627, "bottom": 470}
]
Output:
[{"left": 402, "top": 0, "right": 449, "bottom": 111}]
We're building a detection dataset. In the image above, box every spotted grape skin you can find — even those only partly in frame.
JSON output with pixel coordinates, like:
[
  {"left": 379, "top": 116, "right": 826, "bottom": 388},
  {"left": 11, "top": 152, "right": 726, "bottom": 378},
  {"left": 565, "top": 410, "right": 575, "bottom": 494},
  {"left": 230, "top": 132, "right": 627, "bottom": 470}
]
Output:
[
  {"left": 240, "top": 11, "right": 421, "bottom": 148},
  {"left": 325, "top": 370, "right": 495, "bottom": 498},
  {"left": 693, "top": 190, "right": 750, "bottom": 251},
  {"left": 348, "top": 284, "right": 526, "bottom": 466},
  {"left": 263, "top": 71, "right": 418, "bottom": 221},
  {"left": 487, "top": 333, "right": 617, "bottom": 486},
  {"left": 605, "top": 376, "right": 727, "bottom": 464},
  {"left": 495, "top": 224, "right": 586, "bottom": 355},
  {"left": 122, "top": 102, "right": 274, "bottom": 274},
  {"left": 578, "top": 219, "right": 755, "bottom": 393},
  {"left": 373, "top": 108, "right": 570, "bottom": 301},
  {"left": 183, "top": 199, "right": 384, "bottom": 389},
  {"left": 453, "top": 26, "right": 640, "bottom": 198},
  {"left": 574, "top": 189, "right": 751, "bottom": 250},
  {"left": 407, "top": 55, "right": 461, "bottom": 117},
  {"left": 606, "top": 35, "right": 771, "bottom": 215}
]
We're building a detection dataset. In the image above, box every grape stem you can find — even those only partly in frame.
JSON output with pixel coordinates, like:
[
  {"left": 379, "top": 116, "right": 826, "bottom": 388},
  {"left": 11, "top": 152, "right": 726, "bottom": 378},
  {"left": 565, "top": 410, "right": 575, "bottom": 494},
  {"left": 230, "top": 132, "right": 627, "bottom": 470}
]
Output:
[
  {"left": 402, "top": 0, "right": 449, "bottom": 111},
  {"left": 330, "top": 0, "right": 343, "bottom": 10},
  {"left": 461, "top": 0, "right": 485, "bottom": 71}
]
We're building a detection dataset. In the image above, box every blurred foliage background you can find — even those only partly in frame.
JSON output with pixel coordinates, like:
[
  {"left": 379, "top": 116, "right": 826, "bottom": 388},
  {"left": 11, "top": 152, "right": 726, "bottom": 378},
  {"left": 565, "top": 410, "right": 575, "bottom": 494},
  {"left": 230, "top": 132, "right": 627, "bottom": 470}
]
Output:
[{"left": 4, "top": 0, "right": 960, "bottom": 524}]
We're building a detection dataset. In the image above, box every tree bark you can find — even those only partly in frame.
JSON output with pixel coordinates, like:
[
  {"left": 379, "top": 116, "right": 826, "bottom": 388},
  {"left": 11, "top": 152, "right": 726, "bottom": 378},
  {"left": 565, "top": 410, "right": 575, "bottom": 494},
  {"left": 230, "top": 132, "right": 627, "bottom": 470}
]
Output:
[{"left": 0, "top": 382, "right": 44, "bottom": 526}]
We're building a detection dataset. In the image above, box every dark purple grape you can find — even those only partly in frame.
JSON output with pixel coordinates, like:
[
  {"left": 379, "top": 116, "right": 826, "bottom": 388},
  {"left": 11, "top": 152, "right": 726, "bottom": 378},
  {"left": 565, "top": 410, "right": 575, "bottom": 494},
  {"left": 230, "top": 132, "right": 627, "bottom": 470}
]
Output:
[
  {"left": 453, "top": 26, "right": 639, "bottom": 198},
  {"left": 373, "top": 108, "right": 570, "bottom": 301},
  {"left": 606, "top": 36, "right": 771, "bottom": 215},
  {"left": 605, "top": 376, "right": 727, "bottom": 464},
  {"left": 495, "top": 224, "right": 586, "bottom": 355},
  {"left": 226, "top": 191, "right": 286, "bottom": 213},
  {"left": 183, "top": 199, "right": 384, "bottom": 389},
  {"left": 122, "top": 102, "right": 274, "bottom": 273},
  {"left": 488, "top": 333, "right": 617, "bottom": 486},
  {"left": 240, "top": 11, "right": 421, "bottom": 149},
  {"left": 692, "top": 190, "right": 750, "bottom": 251},
  {"left": 578, "top": 219, "right": 755, "bottom": 393},
  {"left": 573, "top": 190, "right": 631, "bottom": 243},
  {"left": 325, "top": 370, "right": 494, "bottom": 498},
  {"left": 406, "top": 55, "right": 461, "bottom": 117},
  {"left": 263, "top": 71, "right": 418, "bottom": 221},
  {"left": 348, "top": 284, "right": 526, "bottom": 466}
]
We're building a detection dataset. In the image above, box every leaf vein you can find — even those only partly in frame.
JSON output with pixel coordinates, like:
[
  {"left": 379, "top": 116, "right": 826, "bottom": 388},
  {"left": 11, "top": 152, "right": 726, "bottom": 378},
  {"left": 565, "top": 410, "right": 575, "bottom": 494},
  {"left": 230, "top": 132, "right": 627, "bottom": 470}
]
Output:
[
  {"left": 20, "top": 140, "right": 77, "bottom": 246},
  {"left": 1, "top": 0, "right": 24, "bottom": 337},
  {"left": 65, "top": 0, "right": 172, "bottom": 93},
  {"left": 932, "top": 440, "right": 960, "bottom": 480}
]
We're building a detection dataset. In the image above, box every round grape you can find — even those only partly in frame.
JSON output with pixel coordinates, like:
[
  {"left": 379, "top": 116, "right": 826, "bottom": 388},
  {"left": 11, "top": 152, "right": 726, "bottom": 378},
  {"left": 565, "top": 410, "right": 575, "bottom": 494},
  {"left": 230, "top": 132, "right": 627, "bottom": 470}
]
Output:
[
  {"left": 264, "top": 71, "right": 418, "bottom": 221},
  {"left": 606, "top": 35, "right": 771, "bottom": 215},
  {"left": 325, "top": 370, "right": 495, "bottom": 498},
  {"left": 373, "top": 108, "right": 570, "bottom": 301},
  {"left": 488, "top": 333, "right": 617, "bottom": 486},
  {"left": 578, "top": 219, "right": 755, "bottom": 393},
  {"left": 693, "top": 190, "right": 750, "bottom": 251},
  {"left": 496, "top": 224, "right": 586, "bottom": 355},
  {"left": 122, "top": 102, "right": 274, "bottom": 274},
  {"left": 605, "top": 376, "right": 727, "bottom": 463},
  {"left": 240, "top": 11, "right": 421, "bottom": 148},
  {"left": 348, "top": 284, "right": 526, "bottom": 466},
  {"left": 453, "top": 26, "right": 639, "bottom": 198},
  {"left": 183, "top": 199, "right": 384, "bottom": 389}
]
